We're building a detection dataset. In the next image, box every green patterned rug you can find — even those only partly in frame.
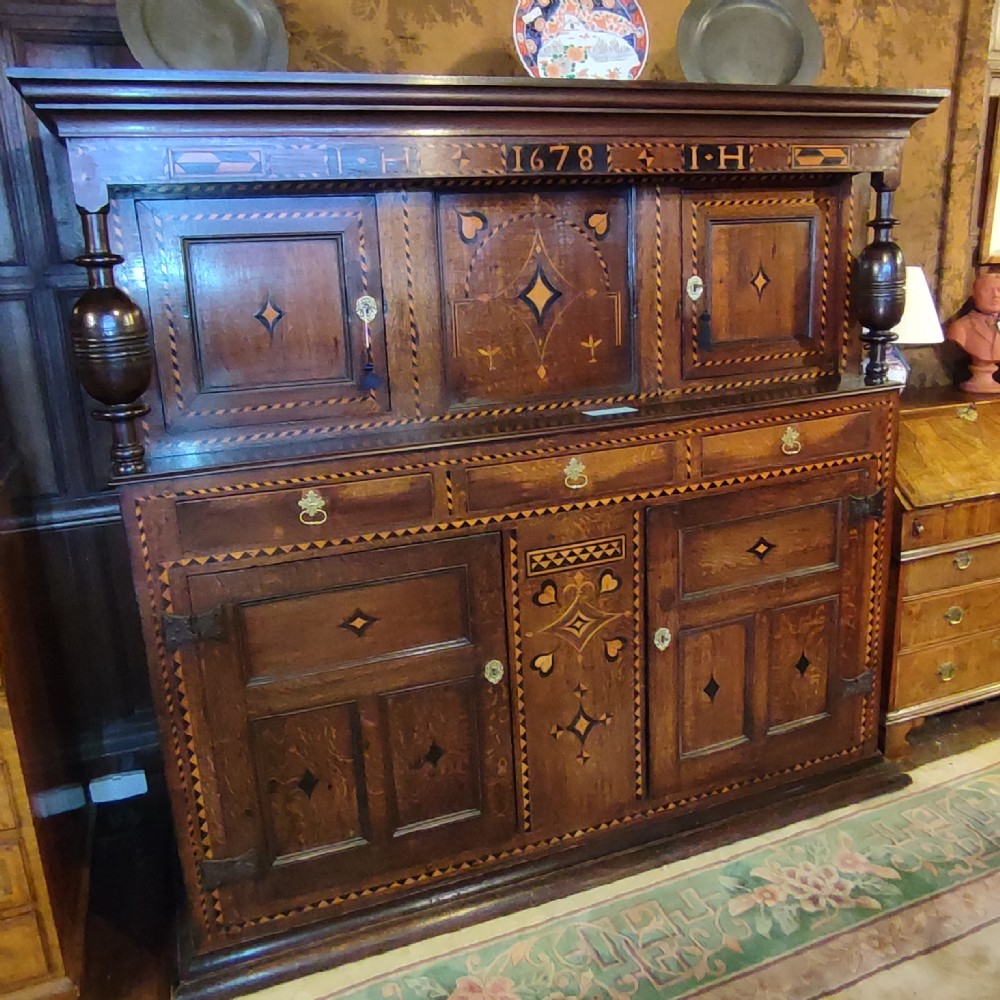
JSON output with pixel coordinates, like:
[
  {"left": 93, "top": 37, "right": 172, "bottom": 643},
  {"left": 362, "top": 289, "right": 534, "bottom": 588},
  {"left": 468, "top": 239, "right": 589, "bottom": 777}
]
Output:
[{"left": 250, "top": 743, "right": 1000, "bottom": 1000}]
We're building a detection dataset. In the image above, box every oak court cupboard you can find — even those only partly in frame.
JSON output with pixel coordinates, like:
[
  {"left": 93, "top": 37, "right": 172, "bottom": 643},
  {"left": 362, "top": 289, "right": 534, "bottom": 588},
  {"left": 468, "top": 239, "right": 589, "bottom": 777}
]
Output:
[{"left": 8, "top": 69, "right": 944, "bottom": 998}]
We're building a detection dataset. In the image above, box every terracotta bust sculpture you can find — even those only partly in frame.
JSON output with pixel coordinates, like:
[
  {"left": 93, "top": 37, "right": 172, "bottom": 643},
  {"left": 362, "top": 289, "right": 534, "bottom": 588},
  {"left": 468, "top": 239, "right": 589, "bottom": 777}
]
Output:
[{"left": 947, "top": 272, "right": 1000, "bottom": 393}]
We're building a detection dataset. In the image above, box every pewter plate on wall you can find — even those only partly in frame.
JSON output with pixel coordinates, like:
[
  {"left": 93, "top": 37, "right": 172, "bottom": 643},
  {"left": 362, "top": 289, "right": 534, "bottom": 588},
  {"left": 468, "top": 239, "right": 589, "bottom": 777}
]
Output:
[
  {"left": 117, "top": 0, "right": 289, "bottom": 71},
  {"left": 677, "top": 0, "right": 823, "bottom": 86}
]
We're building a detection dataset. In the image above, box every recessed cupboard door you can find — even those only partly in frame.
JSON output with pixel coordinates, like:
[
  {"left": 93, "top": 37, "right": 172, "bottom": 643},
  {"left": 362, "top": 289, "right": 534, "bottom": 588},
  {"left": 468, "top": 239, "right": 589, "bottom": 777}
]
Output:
[
  {"left": 646, "top": 468, "right": 879, "bottom": 802},
  {"left": 137, "top": 195, "right": 390, "bottom": 433},
  {"left": 168, "top": 534, "right": 515, "bottom": 925},
  {"left": 679, "top": 185, "right": 846, "bottom": 381}
]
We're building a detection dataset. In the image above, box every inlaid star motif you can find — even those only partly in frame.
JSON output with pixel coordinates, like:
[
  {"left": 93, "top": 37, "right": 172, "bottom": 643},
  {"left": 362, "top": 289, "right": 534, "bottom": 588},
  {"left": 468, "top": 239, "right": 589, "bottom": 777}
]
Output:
[
  {"left": 339, "top": 608, "right": 378, "bottom": 637},
  {"left": 297, "top": 769, "right": 319, "bottom": 799},
  {"left": 518, "top": 263, "right": 563, "bottom": 325},
  {"left": 255, "top": 295, "right": 286, "bottom": 339},
  {"left": 794, "top": 652, "right": 811, "bottom": 676},
  {"left": 748, "top": 537, "right": 777, "bottom": 561},
  {"left": 750, "top": 264, "right": 771, "bottom": 301},
  {"left": 703, "top": 675, "right": 721, "bottom": 703},
  {"left": 550, "top": 684, "right": 611, "bottom": 763}
]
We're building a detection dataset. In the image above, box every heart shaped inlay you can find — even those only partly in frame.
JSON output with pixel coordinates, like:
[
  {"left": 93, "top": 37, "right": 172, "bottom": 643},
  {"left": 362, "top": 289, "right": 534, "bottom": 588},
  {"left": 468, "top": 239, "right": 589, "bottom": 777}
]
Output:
[
  {"left": 531, "top": 652, "right": 555, "bottom": 677},
  {"left": 599, "top": 570, "right": 621, "bottom": 594},
  {"left": 586, "top": 211, "right": 610, "bottom": 238},
  {"left": 458, "top": 210, "right": 488, "bottom": 243},
  {"left": 604, "top": 637, "right": 625, "bottom": 662},
  {"left": 533, "top": 581, "right": 558, "bottom": 607}
]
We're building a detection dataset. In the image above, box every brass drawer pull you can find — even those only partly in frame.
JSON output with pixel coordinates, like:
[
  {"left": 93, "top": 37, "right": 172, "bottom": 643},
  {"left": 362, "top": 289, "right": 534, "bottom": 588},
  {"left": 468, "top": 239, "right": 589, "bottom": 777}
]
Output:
[
  {"left": 780, "top": 426, "right": 802, "bottom": 456},
  {"left": 954, "top": 551, "right": 973, "bottom": 571},
  {"left": 483, "top": 660, "right": 505, "bottom": 685},
  {"left": 937, "top": 662, "right": 959, "bottom": 683},
  {"left": 298, "top": 489, "right": 328, "bottom": 526},
  {"left": 563, "top": 457, "right": 589, "bottom": 490},
  {"left": 653, "top": 627, "right": 672, "bottom": 652},
  {"left": 943, "top": 606, "right": 965, "bottom": 626}
]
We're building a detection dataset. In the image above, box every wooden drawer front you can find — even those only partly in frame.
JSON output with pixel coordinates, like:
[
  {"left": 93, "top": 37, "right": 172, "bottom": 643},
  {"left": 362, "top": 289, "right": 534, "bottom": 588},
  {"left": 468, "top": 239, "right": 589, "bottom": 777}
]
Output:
[
  {"left": 902, "top": 539, "right": 1000, "bottom": 597},
  {"left": 138, "top": 195, "right": 391, "bottom": 431},
  {"left": 894, "top": 629, "right": 1000, "bottom": 707},
  {"left": 0, "top": 913, "right": 48, "bottom": 988},
  {"left": 464, "top": 441, "right": 679, "bottom": 514},
  {"left": 899, "top": 499, "right": 1000, "bottom": 553},
  {"left": 680, "top": 502, "right": 839, "bottom": 598},
  {"left": 0, "top": 841, "right": 30, "bottom": 911},
  {"left": 0, "top": 765, "right": 15, "bottom": 832},
  {"left": 899, "top": 583, "right": 1000, "bottom": 652},
  {"left": 175, "top": 472, "right": 437, "bottom": 553},
  {"left": 701, "top": 411, "right": 873, "bottom": 479}
]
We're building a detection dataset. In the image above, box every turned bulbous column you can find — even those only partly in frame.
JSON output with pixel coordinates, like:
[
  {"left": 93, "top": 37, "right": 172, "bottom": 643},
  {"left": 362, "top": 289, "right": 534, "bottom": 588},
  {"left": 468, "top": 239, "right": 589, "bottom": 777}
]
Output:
[{"left": 70, "top": 206, "right": 152, "bottom": 477}]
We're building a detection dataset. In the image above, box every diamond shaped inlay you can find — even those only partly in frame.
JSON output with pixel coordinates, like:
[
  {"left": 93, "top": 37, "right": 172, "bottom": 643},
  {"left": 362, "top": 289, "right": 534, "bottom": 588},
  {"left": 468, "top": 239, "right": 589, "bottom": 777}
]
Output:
[
  {"left": 750, "top": 264, "right": 771, "bottom": 301},
  {"left": 748, "top": 537, "right": 777, "bottom": 561},
  {"left": 255, "top": 294, "right": 286, "bottom": 339},
  {"left": 297, "top": 769, "right": 319, "bottom": 798},
  {"left": 794, "top": 652, "right": 811, "bottom": 676},
  {"left": 703, "top": 675, "right": 721, "bottom": 702},
  {"left": 518, "top": 263, "right": 563, "bottom": 325},
  {"left": 423, "top": 741, "right": 445, "bottom": 769},
  {"left": 339, "top": 608, "right": 378, "bottom": 637},
  {"left": 550, "top": 684, "right": 611, "bottom": 763}
]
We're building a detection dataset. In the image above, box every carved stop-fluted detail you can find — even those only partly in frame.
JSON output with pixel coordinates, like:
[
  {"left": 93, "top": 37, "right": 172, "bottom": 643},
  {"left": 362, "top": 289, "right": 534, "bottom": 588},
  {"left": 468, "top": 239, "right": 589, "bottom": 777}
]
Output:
[
  {"left": 70, "top": 205, "right": 152, "bottom": 476},
  {"left": 853, "top": 183, "right": 905, "bottom": 386}
]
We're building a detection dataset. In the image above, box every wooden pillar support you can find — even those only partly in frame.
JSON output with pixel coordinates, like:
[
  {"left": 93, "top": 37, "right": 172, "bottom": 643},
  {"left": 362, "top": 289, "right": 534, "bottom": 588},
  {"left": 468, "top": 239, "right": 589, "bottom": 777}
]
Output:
[
  {"left": 854, "top": 177, "right": 906, "bottom": 386},
  {"left": 70, "top": 205, "right": 152, "bottom": 477}
]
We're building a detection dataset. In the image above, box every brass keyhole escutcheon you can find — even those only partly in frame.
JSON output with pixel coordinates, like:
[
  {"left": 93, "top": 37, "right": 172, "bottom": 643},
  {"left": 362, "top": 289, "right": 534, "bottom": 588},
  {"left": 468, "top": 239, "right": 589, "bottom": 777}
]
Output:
[
  {"left": 944, "top": 606, "right": 965, "bottom": 626},
  {"left": 298, "top": 489, "right": 328, "bottom": 526},
  {"left": 780, "top": 425, "right": 802, "bottom": 456},
  {"left": 937, "top": 662, "right": 958, "bottom": 683},
  {"left": 563, "top": 457, "right": 589, "bottom": 490},
  {"left": 483, "top": 660, "right": 505, "bottom": 685},
  {"left": 686, "top": 275, "right": 705, "bottom": 302},
  {"left": 954, "top": 551, "right": 973, "bottom": 571},
  {"left": 653, "top": 627, "right": 672, "bottom": 652}
]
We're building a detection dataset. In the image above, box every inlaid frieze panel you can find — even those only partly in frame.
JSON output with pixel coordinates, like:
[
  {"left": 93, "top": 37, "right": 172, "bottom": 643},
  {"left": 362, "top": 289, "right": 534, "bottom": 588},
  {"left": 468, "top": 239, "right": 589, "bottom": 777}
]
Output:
[
  {"left": 437, "top": 190, "right": 634, "bottom": 408},
  {"left": 680, "top": 185, "right": 846, "bottom": 379},
  {"left": 515, "top": 509, "right": 639, "bottom": 833},
  {"left": 136, "top": 194, "right": 390, "bottom": 431}
]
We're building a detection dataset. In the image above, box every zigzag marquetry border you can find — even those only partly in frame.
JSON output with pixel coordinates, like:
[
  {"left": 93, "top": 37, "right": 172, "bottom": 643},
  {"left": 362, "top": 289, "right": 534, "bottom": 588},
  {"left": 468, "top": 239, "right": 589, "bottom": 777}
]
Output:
[{"left": 136, "top": 395, "right": 894, "bottom": 937}]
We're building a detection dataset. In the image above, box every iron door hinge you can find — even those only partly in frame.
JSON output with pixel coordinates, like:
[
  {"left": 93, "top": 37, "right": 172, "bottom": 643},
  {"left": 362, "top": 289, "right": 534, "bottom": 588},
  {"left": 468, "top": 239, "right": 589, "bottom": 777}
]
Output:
[
  {"left": 162, "top": 606, "right": 227, "bottom": 653},
  {"left": 198, "top": 850, "right": 260, "bottom": 891},
  {"left": 841, "top": 671, "right": 874, "bottom": 698},
  {"left": 849, "top": 489, "right": 885, "bottom": 523}
]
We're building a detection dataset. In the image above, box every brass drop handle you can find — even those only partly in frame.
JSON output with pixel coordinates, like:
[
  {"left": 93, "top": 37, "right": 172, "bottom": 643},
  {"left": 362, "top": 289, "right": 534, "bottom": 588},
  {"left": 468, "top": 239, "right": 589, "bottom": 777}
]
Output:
[
  {"left": 937, "top": 662, "right": 958, "bottom": 683},
  {"left": 298, "top": 489, "right": 328, "bottom": 526},
  {"left": 653, "top": 627, "right": 672, "bottom": 652},
  {"left": 483, "top": 660, "right": 505, "bottom": 685},
  {"left": 912, "top": 520, "right": 925, "bottom": 538},
  {"left": 954, "top": 551, "right": 973, "bottom": 571},
  {"left": 563, "top": 457, "right": 589, "bottom": 490},
  {"left": 781, "top": 426, "right": 803, "bottom": 456},
  {"left": 943, "top": 606, "right": 965, "bottom": 626}
]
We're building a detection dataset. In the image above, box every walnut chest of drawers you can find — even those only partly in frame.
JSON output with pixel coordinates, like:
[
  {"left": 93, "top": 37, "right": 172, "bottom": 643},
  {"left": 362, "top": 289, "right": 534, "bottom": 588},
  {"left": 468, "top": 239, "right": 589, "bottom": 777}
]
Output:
[
  {"left": 884, "top": 396, "right": 1000, "bottom": 757},
  {"left": 9, "top": 70, "right": 942, "bottom": 997}
]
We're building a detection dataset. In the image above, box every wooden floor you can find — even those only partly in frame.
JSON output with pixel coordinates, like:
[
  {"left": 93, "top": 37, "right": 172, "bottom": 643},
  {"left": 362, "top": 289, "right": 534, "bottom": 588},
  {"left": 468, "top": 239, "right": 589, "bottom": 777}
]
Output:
[{"left": 78, "top": 698, "right": 1000, "bottom": 1000}]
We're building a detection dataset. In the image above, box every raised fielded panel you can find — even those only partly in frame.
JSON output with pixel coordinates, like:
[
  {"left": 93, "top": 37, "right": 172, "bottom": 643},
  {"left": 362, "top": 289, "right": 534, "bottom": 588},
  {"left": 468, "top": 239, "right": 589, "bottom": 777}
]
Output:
[{"left": 136, "top": 195, "right": 389, "bottom": 431}]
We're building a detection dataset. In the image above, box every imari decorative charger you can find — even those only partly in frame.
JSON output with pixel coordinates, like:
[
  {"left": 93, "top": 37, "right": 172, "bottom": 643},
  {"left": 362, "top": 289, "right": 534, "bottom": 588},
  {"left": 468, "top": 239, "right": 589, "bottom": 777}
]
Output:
[{"left": 513, "top": 0, "right": 650, "bottom": 80}]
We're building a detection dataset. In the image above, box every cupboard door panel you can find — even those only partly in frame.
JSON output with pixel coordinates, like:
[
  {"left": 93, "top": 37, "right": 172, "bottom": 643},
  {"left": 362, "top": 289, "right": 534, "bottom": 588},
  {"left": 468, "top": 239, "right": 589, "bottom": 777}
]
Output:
[
  {"left": 647, "top": 468, "right": 876, "bottom": 801},
  {"left": 678, "top": 622, "right": 750, "bottom": 759},
  {"left": 137, "top": 195, "right": 390, "bottom": 431},
  {"left": 680, "top": 186, "right": 844, "bottom": 380},
  {"left": 172, "top": 534, "right": 515, "bottom": 920},
  {"left": 438, "top": 189, "right": 635, "bottom": 408}
]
